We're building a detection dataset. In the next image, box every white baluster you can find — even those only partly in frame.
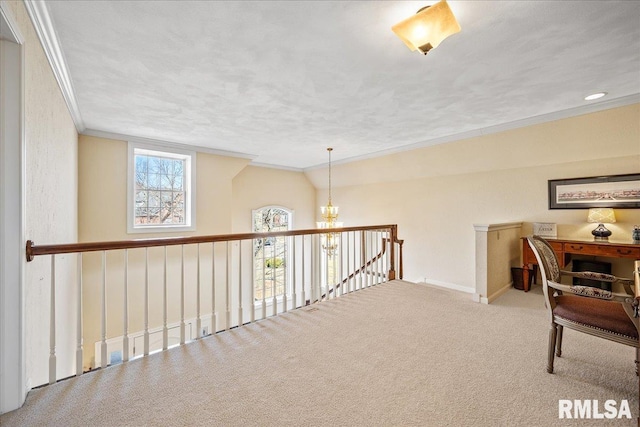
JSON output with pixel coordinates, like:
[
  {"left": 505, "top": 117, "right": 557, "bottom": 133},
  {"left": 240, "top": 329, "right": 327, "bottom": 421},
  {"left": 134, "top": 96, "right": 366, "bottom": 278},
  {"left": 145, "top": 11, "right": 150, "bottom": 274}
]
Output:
[
  {"left": 196, "top": 244, "right": 202, "bottom": 338},
  {"left": 180, "top": 245, "right": 186, "bottom": 344},
  {"left": 226, "top": 241, "right": 231, "bottom": 330},
  {"left": 250, "top": 239, "right": 255, "bottom": 324},
  {"left": 339, "top": 232, "right": 344, "bottom": 296},
  {"left": 301, "top": 236, "right": 306, "bottom": 305},
  {"left": 360, "top": 231, "right": 364, "bottom": 290},
  {"left": 100, "top": 251, "right": 107, "bottom": 368},
  {"left": 292, "top": 236, "right": 297, "bottom": 309},
  {"left": 211, "top": 242, "right": 217, "bottom": 334},
  {"left": 325, "top": 249, "right": 330, "bottom": 300},
  {"left": 261, "top": 237, "right": 266, "bottom": 319},
  {"left": 122, "top": 250, "right": 129, "bottom": 362},
  {"left": 367, "top": 231, "right": 372, "bottom": 288},
  {"left": 163, "top": 246, "right": 168, "bottom": 350},
  {"left": 76, "top": 253, "right": 83, "bottom": 376},
  {"left": 283, "top": 238, "right": 288, "bottom": 313},
  {"left": 318, "top": 235, "right": 322, "bottom": 301},
  {"left": 272, "top": 239, "right": 277, "bottom": 316},
  {"left": 375, "top": 231, "right": 379, "bottom": 285},
  {"left": 238, "top": 240, "right": 243, "bottom": 326},
  {"left": 49, "top": 255, "right": 56, "bottom": 384},
  {"left": 144, "top": 248, "right": 149, "bottom": 356}
]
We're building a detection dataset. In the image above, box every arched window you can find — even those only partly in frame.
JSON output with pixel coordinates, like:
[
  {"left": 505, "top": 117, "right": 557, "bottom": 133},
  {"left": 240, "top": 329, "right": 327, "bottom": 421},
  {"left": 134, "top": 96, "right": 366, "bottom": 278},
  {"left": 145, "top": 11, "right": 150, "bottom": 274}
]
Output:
[{"left": 252, "top": 206, "right": 293, "bottom": 302}]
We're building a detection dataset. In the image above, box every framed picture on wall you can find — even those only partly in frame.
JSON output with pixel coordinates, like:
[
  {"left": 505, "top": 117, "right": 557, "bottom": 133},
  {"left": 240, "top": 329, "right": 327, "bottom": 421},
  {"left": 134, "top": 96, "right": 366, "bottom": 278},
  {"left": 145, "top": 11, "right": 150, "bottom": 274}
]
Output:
[{"left": 548, "top": 173, "right": 640, "bottom": 209}]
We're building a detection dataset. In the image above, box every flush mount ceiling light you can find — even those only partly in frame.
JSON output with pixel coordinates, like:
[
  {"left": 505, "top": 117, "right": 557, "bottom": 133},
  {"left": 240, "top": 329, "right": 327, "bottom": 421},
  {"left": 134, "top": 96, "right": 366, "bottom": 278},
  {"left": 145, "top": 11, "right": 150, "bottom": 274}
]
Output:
[
  {"left": 584, "top": 92, "right": 607, "bottom": 101},
  {"left": 391, "top": 0, "right": 461, "bottom": 55}
]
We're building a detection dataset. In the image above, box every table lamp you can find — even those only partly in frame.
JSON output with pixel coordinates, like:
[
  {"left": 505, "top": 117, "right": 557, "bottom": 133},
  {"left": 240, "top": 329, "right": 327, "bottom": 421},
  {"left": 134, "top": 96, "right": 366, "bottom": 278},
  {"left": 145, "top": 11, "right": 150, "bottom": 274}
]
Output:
[{"left": 587, "top": 208, "right": 616, "bottom": 241}]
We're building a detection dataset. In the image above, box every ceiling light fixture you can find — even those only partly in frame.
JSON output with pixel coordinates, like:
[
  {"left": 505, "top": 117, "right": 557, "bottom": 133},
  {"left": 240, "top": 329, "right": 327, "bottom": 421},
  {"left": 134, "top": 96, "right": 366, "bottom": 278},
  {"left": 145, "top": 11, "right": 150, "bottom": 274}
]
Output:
[
  {"left": 391, "top": 0, "right": 461, "bottom": 55},
  {"left": 584, "top": 92, "right": 607, "bottom": 101}
]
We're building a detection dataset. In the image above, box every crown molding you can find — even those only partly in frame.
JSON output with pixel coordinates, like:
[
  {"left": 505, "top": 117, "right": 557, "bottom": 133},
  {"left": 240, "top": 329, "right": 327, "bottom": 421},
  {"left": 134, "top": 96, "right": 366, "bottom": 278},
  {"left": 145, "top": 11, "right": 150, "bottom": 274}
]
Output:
[
  {"left": 0, "top": 1, "right": 24, "bottom": 43},
  {"left": 23, "top": 0, "right": 85, "bottom": 132},
  {"left": 82, "top": 128, "right": 257, "bottom": 160},
  {"left": 249, "top": 162, "right": 303, "bottom": 172},
  {"left": 310, "top": 94, "right": 640, "bottom": 170}
]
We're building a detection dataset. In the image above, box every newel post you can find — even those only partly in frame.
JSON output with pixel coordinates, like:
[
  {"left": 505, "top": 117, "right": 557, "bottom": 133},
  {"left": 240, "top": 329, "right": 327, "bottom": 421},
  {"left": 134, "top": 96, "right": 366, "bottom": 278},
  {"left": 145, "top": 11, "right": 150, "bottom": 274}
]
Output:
[{"left": 388, "top": 225, "right": 397, "bottom": 280}]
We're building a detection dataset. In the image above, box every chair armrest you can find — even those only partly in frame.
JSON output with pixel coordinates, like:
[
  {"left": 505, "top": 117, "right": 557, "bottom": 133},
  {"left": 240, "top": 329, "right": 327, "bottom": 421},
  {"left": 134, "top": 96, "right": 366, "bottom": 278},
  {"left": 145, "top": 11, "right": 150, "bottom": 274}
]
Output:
[
  {"left": 548, "top": 280, "right": 632, "bottom": 303},
  {"left": 560, "top": 270, "right": 632, "bottom": 285}
]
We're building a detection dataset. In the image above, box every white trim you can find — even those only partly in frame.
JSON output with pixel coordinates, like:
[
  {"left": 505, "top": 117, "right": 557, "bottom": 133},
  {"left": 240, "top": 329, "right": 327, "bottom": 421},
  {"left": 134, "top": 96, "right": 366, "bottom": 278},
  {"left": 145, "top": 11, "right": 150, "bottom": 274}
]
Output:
[
  {"left": 127, "top": 141, "right": 196, "bottom": 234},
  {"left": 83, "top": 128, "right": 256, "bottom": 161},
  {"left": 249, "top": 162, "right": 303, "bottom": 172},
  {"left": 478, "top": 282, "right": 513, "bottom": 305},
  {"left": 473, "top": 222, "right": 523, "bottom": 232},
  {"left": 22, "top": 0, "right": 85, "bottom": 132},
  {"left": 251, "top": 206, "right": 294, "bottom": 298},
  {"left": 0, "top": 1, "right": 24, "bottom": 43},
  {"left": 303, "top": 94, "right": 640, "bottom": 171},
  {"left": 417, "top": 278, "right": 475, "bottom": 294},
  {"left": 0, "top": 1, "right": 26, "bottom": 412}
]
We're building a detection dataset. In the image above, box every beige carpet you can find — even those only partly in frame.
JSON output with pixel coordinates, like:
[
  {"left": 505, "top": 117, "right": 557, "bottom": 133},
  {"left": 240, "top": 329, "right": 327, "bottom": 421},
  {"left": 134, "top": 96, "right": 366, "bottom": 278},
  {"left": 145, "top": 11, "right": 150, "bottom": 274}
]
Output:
[{"left": 1, "top": 280, "right": 638, "bottom": 426}]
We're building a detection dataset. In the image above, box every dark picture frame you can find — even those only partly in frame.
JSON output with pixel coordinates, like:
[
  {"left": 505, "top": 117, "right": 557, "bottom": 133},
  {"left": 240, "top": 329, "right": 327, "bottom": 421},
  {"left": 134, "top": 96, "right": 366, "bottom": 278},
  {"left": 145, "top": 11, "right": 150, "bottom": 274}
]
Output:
[{"left": 548, "top": 173, "right": 640, "bottom": 209}]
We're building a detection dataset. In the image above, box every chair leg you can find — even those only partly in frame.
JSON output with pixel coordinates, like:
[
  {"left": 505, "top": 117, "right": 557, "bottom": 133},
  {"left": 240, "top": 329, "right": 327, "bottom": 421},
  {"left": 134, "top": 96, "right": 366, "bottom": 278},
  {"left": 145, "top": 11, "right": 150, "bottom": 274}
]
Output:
[
  {"left": 555, "top": 325, "right": 563, "bottom": 357},
  {"left": 547, "top": 324, "right": 557, "bottom": 374}
]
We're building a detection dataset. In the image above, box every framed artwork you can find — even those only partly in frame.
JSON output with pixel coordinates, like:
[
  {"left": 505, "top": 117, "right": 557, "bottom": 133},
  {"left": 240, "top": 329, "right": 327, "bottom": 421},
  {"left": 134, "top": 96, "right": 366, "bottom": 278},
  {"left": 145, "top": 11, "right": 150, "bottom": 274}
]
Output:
[{"left": 548, "top": 173, "right": 640, "bottom": 209}]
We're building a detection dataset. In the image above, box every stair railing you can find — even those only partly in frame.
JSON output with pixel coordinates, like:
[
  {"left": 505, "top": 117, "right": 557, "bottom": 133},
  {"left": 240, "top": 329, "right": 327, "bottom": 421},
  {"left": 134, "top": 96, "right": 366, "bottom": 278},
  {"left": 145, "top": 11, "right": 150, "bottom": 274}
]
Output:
[{"left": 25, "top": 224, "right": 402, "bottom": 387}]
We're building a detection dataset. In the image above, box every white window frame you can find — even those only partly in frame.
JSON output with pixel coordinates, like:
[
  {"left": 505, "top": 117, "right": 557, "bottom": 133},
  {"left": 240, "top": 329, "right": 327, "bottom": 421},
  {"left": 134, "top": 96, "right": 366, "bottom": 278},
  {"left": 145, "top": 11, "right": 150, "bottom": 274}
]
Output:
[
  {"left": 127, "top": 141, "right": 196, "bottom": 234},
  {"left": 251, "top": 206, "right": 294, "bottom": 303}
]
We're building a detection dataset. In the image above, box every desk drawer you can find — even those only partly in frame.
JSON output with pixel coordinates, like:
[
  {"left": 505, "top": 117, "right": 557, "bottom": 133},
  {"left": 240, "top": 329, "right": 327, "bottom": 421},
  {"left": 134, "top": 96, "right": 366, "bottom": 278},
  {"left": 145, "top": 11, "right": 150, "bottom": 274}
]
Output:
[
  {"left": 564, "top": 243, "right": 597, "bottom": 255},
  {"left": 523, "top": 240, "right": 564, "bottom": 266},
  {"left": 564, "top": 243, "right": 640, "bottom": 259},
  {"left": 594, "top": 246, "right": 640, "bottom": 258}
]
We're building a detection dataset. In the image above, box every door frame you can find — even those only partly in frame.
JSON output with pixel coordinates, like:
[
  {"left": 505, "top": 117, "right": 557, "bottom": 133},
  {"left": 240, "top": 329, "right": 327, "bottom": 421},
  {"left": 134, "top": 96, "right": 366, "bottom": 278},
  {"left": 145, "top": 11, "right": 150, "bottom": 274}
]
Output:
[{"left": 0, "top": 1, "right": 26, "bottom": 413}]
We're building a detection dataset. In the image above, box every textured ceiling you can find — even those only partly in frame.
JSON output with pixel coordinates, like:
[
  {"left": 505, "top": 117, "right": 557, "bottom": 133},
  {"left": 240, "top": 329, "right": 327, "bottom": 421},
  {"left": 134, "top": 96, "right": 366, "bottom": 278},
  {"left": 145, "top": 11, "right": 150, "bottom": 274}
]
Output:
[{"left": 45, "top": 1, "right": 640, "bottom": 169}]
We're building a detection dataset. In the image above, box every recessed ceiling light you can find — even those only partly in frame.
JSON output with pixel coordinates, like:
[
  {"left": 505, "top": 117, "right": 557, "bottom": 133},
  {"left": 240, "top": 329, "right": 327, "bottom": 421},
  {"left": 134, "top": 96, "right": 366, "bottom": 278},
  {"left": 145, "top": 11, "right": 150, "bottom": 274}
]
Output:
[{"left": 584, "top": 92, "right": 607, "bottom": 101}]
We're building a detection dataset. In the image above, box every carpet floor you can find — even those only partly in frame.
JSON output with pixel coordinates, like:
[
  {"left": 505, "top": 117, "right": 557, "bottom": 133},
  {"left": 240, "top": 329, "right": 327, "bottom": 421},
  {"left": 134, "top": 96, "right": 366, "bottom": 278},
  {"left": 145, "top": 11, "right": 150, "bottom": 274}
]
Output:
[{"left": 1, "top": 280, "right": 638, "bottom": 426}]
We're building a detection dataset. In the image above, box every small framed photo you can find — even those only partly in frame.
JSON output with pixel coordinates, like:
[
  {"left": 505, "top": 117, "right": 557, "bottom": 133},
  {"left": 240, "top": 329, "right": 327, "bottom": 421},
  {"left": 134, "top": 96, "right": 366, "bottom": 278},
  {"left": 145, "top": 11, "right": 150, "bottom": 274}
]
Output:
[{"left": 533, "top": 222, "right": 557, "bottom": 238}]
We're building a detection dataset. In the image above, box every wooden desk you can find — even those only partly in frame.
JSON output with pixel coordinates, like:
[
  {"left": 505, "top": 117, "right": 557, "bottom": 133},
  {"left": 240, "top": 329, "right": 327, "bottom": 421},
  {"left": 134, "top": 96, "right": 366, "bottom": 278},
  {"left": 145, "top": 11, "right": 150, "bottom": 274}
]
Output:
[{"left": 521, "top": 237, "right": 640, "bottom": 292}]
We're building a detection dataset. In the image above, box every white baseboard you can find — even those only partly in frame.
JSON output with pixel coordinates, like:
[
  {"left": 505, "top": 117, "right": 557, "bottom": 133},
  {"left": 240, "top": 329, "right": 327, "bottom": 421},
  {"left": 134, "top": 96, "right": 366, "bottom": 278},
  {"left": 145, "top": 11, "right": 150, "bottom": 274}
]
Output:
[
  {"left": 479, "top": 282, "right": 513, "bottom": 304},
  {"left": 416, "top": 278, "right": 475, "bottom": 294}
]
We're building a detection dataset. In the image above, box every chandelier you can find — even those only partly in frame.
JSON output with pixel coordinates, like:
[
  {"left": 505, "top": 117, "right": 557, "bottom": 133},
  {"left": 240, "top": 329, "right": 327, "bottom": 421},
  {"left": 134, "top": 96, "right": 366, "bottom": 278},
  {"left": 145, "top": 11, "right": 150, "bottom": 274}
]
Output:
[{"left": 317, "top": 147, "right": 342, "bottom": 256}]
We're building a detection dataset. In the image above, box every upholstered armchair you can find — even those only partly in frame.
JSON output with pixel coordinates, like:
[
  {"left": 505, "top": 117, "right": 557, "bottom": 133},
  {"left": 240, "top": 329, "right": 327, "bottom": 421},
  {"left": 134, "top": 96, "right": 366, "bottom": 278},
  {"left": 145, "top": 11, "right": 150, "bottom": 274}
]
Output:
[{"left": 526, "top": 236, "right": 640, "bottom": 375}]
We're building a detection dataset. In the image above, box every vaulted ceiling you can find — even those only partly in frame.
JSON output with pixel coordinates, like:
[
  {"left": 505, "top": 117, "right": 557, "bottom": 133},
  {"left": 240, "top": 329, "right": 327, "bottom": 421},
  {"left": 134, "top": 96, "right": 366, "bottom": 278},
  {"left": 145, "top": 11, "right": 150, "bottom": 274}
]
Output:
[{"left": 38, "top": 1, "right": 640, "bottom": 169}]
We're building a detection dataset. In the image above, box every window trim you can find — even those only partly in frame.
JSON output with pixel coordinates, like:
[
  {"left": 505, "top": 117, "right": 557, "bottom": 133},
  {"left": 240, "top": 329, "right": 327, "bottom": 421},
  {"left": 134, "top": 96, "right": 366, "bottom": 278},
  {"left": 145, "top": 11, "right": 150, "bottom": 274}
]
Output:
[
  {"left": 251, "top": 206, "right": 294, "bottom": 300},
  {"left": 127, "top": 141, "right": 196, "bottom": 234}
]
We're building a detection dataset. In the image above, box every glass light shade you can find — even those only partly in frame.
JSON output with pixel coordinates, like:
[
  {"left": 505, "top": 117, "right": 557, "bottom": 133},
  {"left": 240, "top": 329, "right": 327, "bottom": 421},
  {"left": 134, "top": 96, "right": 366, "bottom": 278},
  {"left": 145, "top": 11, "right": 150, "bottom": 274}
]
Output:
[
  {"left": 587, "top": 208, "right": 616, "bottom": 224},
  {"left": 391, "top": 0, "right": 461, "bottom": 54},
  {"left": 320, "top": 205, "right": 339, "bottom": 217}
]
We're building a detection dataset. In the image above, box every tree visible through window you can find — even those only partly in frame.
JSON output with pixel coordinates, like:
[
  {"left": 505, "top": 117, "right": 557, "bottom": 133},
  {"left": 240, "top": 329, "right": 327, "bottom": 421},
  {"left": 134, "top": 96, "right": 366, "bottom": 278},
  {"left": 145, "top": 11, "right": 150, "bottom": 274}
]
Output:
[
  {"left": 128, "top": 143, "right": 195, "bottom": 233},
  {"left": 253, "top": 207, "right": 291, "bottom": 301},
  {"left": 135, "top": 153, "right": 186, "bottom": 225}
]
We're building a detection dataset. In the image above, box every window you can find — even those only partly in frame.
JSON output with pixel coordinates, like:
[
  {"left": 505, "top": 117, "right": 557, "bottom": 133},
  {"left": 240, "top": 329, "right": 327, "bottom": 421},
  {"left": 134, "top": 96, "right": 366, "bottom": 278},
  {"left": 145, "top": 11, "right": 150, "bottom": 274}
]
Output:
[
  {"left": 128, "top": 142, "right": 196, "bottom": 233},
  {"left": 252, "top": 207, "right": 292, "bottom": 301}
]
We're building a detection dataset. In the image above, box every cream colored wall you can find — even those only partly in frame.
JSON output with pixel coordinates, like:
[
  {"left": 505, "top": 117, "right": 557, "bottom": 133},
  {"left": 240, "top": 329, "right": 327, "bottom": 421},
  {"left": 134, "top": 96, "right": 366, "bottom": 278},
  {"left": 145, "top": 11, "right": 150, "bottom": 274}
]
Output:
[
  {"left": 231, "top": 165, "right": 316, "bottom": 233},
  {"left": 6, "top": 1, "right": 79, "bottom": 388},
  {"left": 78, "top": 134, "right": 251, "bottom": 368},
  {"left": 307, "top": 104, "right": 640, "bottom": 292},
  {"left": 78, "top": 135, "right": 250, "bottom": 241}
]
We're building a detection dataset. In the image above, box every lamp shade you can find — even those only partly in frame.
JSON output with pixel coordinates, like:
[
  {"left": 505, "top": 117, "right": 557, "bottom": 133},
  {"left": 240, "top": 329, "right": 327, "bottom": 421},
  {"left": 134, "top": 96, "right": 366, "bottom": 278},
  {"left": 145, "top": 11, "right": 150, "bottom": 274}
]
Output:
[
  {"left": 587, "top": 208, "right": 616, "bottom": 224},
  {"left": 391, "top": 0, "right": 461, "bottom": 54}
]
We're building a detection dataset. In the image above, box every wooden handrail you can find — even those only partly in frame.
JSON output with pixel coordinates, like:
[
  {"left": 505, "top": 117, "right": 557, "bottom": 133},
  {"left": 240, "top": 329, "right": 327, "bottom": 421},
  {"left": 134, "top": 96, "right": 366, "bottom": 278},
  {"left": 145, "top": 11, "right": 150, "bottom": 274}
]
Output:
[{"left": 26, "top": 224, "right": 399, "bottom": 261}]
